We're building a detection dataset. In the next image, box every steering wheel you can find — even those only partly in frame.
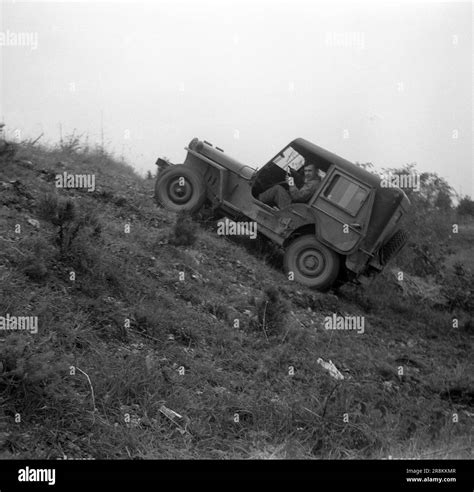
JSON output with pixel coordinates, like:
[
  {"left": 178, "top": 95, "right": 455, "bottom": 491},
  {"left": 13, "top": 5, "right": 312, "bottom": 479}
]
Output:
[
  {"left": 271, "top": 168, "right": 300, "bottom": 191},
  {"left": 288, "top": 167, "right": 298, "bottom": 178},
  {"left": 288, "top": 167, "right": 306, "bottom": 188}
]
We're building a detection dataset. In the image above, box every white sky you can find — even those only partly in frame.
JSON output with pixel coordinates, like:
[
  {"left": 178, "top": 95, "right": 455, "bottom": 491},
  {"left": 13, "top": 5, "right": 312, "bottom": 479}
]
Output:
[{"left": 1, "top": 0, "right": 472, "bottom": 197}]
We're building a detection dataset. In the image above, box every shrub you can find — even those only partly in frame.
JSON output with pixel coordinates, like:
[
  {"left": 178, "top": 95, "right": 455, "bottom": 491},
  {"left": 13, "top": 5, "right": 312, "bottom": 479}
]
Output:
[
  {"left": 0, "top": 139, "right": 16, "bottom": 160},
  {"left": 19, "top": 237, "right": 55, "bottom": 283},
  {"left": 456, "top": 196, "right": 474, "bottom": 217},
  {"left": 37, "top": 194, "right": 101, "bottom": 255},
  {"left": 0, "top": 333, "right": 72, "bottom": 391},
  {"left": 441, "top": 262, "right": 474, "bottom": 312},
  {"left": 255, "top": 286, "right": 289, "bottom": 336},
  {"left": 57, "top": 130, "right": 84, "bottom": 154},
  {"left": 67, "top": 236, "right": 126, "bottom": 297},
  {"left": 22, "top": 259, "right": 49, "bottom": 282},
  {"left": 168, "top": 211, "right": 198, "bottom": 247}
]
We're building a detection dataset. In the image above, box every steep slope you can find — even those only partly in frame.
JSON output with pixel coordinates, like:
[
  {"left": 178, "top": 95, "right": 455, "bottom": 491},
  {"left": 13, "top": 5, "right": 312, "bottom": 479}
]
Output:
[{"left": 0, "top": 142, "right": 472, "bottom": 459}]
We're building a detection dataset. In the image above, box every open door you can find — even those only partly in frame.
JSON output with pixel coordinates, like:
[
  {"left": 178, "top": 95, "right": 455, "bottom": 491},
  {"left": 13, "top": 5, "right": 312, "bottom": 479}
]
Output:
[{"left": 251, "top": 145, "right": 308, "bottom": 198}]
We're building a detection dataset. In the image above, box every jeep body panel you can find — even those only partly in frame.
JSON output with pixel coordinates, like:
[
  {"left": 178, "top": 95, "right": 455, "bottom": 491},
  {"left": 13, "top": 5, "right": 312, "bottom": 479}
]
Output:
[{"left": 309, "top": 166, "right": 375, "bottom": 254}]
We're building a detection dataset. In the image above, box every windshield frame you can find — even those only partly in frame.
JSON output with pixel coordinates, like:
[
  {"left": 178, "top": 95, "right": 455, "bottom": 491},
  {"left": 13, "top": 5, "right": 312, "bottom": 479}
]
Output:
[{"left": 272, "top": 145, "right": 306, "bottom": 174}]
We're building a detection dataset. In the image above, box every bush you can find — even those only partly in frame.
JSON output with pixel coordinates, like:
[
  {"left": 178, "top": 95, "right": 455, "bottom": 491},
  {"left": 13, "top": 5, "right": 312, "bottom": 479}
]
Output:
[
  {"left": 38, "top": 194, "right": 101, "bottom": 255},
  {"left": 19, "top": 237, "right": 55, "bottom": 283},
  {"left": 372, "top": 164, "right": 456, "bottom": 278},
  {"left": 0, "top": 139, "right": 16, "bottom": 160},
  {"left": 457, "top": 196, "right": 474, "bottom": 217},
  {"left": 441, "top": 262, "right": 474, "bottom": 312},
  {"left": 0, "top": 333, "right": 71, "bottom": 391},
  {"left": 57, "top": 130, "right": 84, "bottom": 154},
  {"left": 68, "top": 237, "right": 126, "bottom": 297},
  {"left": 168, "top": 211, "right": 198, "bottom": 247},
  {"left": 22, "top": 258, "right": 49, "bottom": 282},
  {"left": 255, "top": 286, "right": 289, "bottom": 336}
]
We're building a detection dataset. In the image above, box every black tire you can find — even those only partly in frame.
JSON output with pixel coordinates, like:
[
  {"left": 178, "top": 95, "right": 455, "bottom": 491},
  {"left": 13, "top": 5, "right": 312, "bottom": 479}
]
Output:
[
  {"left": 380, "top": 229, "right": 408, "bottom": 264},
  {"left": 284, "top": 235, "right": 340, "bottom": 291},
  {"left": 155, "top": 165, "right": 206, "bottom": 213}
]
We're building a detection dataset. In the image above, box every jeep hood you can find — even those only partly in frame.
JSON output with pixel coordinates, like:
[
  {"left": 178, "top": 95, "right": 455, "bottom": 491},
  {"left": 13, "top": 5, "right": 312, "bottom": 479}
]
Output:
[{"left": 187, "top": 138, "right": 255, "bottom": 179}]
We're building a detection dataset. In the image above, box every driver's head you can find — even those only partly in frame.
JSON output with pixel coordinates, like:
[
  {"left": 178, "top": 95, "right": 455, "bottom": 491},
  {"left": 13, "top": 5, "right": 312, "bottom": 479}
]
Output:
[{"left": 303, "top": 162, "right": 317, "bottom": 181}]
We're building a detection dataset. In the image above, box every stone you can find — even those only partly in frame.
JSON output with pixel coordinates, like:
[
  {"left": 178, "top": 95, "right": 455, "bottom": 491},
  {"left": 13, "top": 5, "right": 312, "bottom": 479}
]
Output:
[{"left": 27, "top": 218, "right": 40, "bottom": 229}]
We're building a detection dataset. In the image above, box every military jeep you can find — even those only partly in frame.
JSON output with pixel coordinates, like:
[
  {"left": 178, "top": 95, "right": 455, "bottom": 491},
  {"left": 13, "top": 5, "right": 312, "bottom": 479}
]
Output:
[{"left": 155, "top": 137, "right": 410, "bottom": 290}]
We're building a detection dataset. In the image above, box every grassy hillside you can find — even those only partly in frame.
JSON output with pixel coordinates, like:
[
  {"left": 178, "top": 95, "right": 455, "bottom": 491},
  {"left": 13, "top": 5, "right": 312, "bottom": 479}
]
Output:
[{"left": 0, "top": 141, "right": 472, "bottom": 459}]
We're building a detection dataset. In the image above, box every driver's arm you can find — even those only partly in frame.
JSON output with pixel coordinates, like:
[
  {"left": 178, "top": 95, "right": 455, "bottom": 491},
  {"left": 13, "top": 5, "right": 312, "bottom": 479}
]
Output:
[{"left": 289, "top": 179, "right": 320, "bottom": 202}]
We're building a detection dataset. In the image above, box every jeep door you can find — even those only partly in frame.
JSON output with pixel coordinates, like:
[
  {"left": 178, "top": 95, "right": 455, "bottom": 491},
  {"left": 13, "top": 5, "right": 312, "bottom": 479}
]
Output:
[{"left": 310, "top": 168, "right": 374, "bottom": 254}]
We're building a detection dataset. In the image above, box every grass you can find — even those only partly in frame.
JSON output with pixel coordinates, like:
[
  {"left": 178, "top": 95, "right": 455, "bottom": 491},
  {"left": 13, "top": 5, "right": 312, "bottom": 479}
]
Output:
[{"left": 0, "top": 140, "right": 472, "bottom": 459}]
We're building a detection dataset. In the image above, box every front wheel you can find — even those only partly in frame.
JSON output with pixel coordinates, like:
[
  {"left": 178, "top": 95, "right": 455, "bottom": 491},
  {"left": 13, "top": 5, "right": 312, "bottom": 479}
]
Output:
[
  {"left": 283, "top": 235, "right": 340, "bottom": 291},
  {"left": 155, "top": 165, "right": 206, "bottom": 213}
]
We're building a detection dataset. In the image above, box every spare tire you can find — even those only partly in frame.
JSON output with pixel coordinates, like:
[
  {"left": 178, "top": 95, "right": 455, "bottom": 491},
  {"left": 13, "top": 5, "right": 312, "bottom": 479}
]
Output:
[
  {"left": 380, "top": 229, "right": 408, "bottom": 264},
  {"left": 155, "top": 165, "right": 206, "bottom": 213}
]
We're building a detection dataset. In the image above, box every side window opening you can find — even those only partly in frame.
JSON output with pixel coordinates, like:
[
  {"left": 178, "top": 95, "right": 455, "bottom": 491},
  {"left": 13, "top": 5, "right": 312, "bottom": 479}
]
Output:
[{"left": 324, "top": 175, "right": 368, "bottom": 215}]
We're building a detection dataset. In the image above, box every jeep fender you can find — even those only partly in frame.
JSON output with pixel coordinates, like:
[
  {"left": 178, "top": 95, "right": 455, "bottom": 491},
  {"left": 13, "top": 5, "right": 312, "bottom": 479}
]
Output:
[
  {"left": 281, "top": 204, "right": 322, "bottom": 247},
  {"left": 281, "top": 203, "right": 362, "bottom": 257}
]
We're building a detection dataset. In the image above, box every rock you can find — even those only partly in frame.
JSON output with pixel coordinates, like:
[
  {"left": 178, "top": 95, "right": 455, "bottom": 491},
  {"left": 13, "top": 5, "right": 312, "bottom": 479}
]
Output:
[
  {"left": 27, "top": 218, "right": 40, "bottom": 229},
  {"left": 317, "top": 358, "right": 344, "bottom": 380},
  {"left": 159, "top": 405, "right": 183, "bottom": 421},
  {"left": 184, "top": 249, "right": 203, "bottom": 265},
  {"left": 145, "top": 354, "right": 155, "bottom": 372},
  {"left": 213, "top": 386, "right": 230, "bottom": 395},
  {"left": 383, "top": 380, "right": 399, "bottom": 392},
  {"left": 18, "top": 160, "right": 33, "bottom": 168}
]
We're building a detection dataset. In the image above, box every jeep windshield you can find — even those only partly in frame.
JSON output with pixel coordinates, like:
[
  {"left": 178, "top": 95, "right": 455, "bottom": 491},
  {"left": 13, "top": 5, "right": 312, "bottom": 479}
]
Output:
[
  {"left": 272, "top": 146, "right": 306, "bottom": 173},
  {"left": 252, "top": 145, "right": 320, "bottom": 198}
]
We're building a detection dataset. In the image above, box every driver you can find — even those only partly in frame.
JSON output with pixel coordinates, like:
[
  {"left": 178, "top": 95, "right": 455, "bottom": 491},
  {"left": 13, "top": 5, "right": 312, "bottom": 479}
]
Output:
[{"left": 258, "top": 162, "right": 321, "bottom": 209}]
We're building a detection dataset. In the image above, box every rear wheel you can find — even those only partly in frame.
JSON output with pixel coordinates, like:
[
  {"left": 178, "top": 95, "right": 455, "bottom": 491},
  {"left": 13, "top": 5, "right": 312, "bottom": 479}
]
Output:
[
  {"left": 284, "top": 235, "right": 340, "bottom": 291},
  {"left": 155, "top": 165, "right": 206, "bottom": 213}
]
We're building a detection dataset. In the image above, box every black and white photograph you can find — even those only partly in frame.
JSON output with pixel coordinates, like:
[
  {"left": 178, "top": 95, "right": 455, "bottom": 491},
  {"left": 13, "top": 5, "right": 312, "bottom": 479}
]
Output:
[{"left": 0, "top": 0, "right": 472, "bottom": 485}]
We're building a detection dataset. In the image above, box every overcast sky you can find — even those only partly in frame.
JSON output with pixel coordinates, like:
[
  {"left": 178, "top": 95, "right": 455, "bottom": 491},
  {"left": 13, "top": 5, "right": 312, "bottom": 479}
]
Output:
[{"left": 1, "top": 0, "right": 472, "bottom": 198}]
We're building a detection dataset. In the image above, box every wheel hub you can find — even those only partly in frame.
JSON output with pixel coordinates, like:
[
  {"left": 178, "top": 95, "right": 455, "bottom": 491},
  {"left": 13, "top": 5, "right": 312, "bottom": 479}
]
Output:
[
  {"left": 297, "top": 250, "right": 325, "bottom": 277},
  {"left": 168, "top": 179, "right": 192, "bottom": 204}
]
